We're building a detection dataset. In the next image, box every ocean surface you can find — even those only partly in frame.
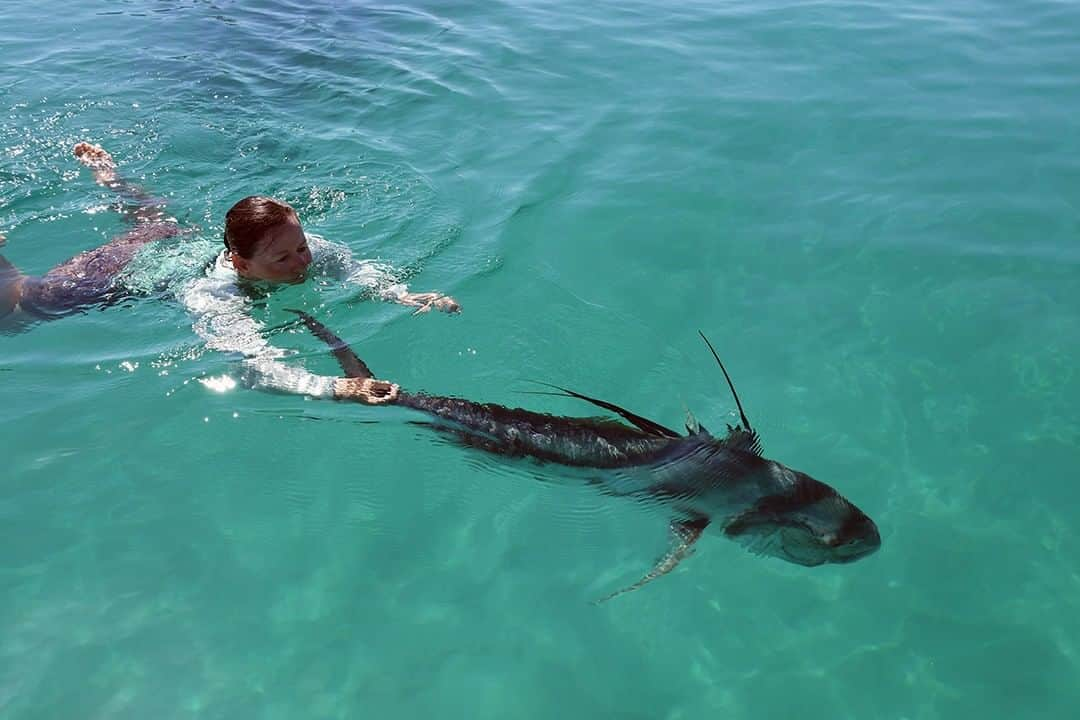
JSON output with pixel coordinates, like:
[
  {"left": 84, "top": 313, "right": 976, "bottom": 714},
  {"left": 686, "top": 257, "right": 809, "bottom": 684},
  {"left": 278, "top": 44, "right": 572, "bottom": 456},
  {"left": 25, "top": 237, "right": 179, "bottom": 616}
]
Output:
[{"left": 2, "top": 1, "right": 1078, "bottom": 718}]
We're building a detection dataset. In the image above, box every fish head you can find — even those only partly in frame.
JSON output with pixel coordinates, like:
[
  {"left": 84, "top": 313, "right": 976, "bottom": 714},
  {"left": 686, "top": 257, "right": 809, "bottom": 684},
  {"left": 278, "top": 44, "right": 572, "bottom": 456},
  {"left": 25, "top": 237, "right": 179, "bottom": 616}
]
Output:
[{"left": 725, "top": 463, "right": 881, "bottom": 566}]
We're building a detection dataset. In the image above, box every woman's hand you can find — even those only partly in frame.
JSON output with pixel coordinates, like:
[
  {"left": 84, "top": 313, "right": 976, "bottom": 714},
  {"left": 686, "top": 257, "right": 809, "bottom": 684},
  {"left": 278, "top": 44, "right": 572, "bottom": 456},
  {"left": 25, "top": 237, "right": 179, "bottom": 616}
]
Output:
[
  {"left": 333, "top": 377, "right": 399, "bottom": 404},
  {"left": 400, "top": 291, "right": 460, "bottom": 315}
]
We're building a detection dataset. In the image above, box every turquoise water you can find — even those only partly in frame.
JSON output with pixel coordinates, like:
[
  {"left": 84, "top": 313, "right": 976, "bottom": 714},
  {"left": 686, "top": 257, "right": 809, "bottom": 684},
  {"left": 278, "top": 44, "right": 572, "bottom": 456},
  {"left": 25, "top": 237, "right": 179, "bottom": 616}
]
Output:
[{"left": 3, "top": 0, "right": 1079, "bottom": 717}]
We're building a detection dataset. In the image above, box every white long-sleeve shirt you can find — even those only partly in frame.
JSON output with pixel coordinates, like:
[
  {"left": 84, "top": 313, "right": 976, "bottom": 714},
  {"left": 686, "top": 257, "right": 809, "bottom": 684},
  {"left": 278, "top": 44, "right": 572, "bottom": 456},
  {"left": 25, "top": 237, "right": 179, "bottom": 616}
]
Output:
[{"left": 179, "top": 235, "right": 408, "bottom": 397}]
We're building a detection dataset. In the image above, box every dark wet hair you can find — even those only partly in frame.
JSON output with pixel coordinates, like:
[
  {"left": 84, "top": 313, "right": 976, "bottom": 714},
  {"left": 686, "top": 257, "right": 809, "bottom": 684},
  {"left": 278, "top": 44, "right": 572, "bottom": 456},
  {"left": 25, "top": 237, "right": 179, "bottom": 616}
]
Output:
[{"left": 223, "top": 196, "right": 298, "bottom": 259}]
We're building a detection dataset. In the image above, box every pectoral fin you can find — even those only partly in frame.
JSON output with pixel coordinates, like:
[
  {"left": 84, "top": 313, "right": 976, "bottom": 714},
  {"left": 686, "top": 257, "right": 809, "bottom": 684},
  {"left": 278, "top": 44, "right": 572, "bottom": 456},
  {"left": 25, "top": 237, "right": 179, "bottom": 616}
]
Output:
[{"left": 596, "top": 516, "right": 710, "bottom": 604}]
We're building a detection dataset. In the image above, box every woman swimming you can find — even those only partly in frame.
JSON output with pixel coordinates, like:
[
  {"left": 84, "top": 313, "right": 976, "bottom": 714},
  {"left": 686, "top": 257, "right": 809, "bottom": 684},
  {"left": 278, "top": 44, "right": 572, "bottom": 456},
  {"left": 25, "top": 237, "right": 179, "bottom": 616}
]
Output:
[{"left": 1, "top": 142, "right": 460, "bottom": 403}]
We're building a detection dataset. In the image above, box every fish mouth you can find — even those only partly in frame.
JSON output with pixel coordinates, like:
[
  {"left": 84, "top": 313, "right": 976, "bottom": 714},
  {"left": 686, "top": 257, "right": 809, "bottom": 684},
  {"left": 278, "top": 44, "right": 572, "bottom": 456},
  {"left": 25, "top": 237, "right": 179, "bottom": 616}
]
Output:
[
  {"left": 785, "top": 530, "right": 881, "bottom": 566},
  {"left": 833, "top": 532, "right": 881, "bottom": 564},
  {"left": 737, "top": 526, "right": 874, "bottom": 566}
]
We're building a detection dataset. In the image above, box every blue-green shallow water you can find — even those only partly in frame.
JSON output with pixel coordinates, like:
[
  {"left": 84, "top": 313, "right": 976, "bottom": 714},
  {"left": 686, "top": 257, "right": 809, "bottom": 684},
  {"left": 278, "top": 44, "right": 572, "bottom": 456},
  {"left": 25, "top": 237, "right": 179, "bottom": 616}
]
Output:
[{"left": 2, "top": 1, "right": 1079, "bottom": 717}]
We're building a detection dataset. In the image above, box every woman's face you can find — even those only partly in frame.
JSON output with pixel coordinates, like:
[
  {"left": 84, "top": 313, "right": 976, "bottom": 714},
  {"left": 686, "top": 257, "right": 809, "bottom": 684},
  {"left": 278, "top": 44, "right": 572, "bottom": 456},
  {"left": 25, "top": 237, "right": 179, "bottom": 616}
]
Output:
[{"left": 231, "top": 217, "right": 313, "bottom": 283}]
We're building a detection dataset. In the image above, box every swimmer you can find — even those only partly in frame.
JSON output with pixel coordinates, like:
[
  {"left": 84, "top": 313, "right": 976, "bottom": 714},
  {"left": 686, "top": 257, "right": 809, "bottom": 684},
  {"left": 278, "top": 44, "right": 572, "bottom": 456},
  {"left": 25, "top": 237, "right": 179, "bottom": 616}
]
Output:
[
  {"left": 1, "top": 142, "right": 184, "bottom": 325},
  {"left": 2, "top": 142, "right": 462, "bottom": 404}
]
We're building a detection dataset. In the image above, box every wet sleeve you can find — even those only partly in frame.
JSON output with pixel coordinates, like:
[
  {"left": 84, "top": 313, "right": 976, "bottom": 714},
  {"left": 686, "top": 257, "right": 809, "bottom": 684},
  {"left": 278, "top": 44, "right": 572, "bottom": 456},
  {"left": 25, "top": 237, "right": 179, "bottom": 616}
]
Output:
[{"left": 180, "top": 275, "right": 336, "bottom": 398}]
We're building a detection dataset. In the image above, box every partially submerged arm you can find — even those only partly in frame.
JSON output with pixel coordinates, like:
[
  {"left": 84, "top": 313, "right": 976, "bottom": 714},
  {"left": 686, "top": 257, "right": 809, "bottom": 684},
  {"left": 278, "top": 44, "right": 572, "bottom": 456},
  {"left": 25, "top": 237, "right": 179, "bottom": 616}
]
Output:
[
  {"left": 307, "top": 234, "right": 460, "bottom": 314},
  {"left": 398, "top": 291, "right": 460, "bottom": 315},
  {"left": 180, "top": 267, "right": 396, "bottom": 403}
]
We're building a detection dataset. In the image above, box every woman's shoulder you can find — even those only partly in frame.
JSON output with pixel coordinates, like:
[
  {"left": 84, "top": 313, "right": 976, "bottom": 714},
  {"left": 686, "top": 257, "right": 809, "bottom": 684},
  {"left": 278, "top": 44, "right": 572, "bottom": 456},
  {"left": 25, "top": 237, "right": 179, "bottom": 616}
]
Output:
[
  {"left": 181, "top": 250, "right": 241, "bottom": 303},
  {"left": 203, "top": 250, "right": 241, "bottom": 283}
]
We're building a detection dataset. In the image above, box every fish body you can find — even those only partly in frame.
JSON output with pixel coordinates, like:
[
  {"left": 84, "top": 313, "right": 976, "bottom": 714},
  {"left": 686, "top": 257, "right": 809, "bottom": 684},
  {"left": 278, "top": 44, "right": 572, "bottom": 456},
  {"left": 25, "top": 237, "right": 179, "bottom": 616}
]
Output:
[
  {"left": 395, "top": 390, "right": 675, "bottom": 468},
  {"left": 397, "top": 390, "right": 878, "bottom": 567},
  {"left": 289, "top": 310, "right": 881, "bottom": 598}
]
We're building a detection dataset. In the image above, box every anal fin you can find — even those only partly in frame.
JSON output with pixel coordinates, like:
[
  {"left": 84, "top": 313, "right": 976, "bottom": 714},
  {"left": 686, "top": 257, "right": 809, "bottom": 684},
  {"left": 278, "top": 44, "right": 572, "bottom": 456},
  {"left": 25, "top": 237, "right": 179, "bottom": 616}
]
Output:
[{"left": 596, "top": 516, "right": 710, "bottom": 604}]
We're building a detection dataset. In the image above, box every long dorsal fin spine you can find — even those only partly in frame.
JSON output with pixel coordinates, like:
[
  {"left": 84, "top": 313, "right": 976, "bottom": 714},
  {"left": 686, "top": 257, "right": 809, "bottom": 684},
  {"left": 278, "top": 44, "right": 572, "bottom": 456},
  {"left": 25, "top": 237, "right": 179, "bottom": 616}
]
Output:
[{"left": 697, "top": 331, "right": 752, "bottom": 434}]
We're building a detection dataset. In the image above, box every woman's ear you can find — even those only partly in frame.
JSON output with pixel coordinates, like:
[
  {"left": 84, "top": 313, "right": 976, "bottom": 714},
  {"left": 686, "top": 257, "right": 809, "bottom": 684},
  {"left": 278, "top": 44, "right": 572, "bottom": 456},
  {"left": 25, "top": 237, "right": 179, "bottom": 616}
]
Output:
[{"left": 229, "top": 251, "right": 250, "bottom": 274}]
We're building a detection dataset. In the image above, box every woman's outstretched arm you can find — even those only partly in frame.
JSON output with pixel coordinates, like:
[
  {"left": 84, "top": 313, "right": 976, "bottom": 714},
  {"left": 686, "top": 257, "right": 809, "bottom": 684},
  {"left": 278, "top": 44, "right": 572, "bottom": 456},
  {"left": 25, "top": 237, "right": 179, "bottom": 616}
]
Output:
[{"left": 306, "top": 235, "right": 461, "bottom": 314}]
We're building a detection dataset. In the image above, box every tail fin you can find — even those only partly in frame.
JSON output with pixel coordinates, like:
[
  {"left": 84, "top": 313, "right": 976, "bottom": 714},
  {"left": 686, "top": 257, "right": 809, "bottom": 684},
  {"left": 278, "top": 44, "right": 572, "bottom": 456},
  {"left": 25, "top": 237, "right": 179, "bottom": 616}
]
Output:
[{"left": 285, "top": 309, "right": 374, "bottom": 379}]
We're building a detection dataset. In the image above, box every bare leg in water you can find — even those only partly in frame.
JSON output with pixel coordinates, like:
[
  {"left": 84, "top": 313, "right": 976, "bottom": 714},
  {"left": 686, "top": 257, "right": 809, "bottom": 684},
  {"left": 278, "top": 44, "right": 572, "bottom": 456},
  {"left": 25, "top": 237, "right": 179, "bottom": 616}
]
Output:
[
  {"left": 72, "top": 142, "right": 173, "bottom": 225},
  {"left": 0, "top": 232, "right": 24, "bottom": 320},
  {"left": 1, "top": 142, "right": 182, "bottom": 327}
]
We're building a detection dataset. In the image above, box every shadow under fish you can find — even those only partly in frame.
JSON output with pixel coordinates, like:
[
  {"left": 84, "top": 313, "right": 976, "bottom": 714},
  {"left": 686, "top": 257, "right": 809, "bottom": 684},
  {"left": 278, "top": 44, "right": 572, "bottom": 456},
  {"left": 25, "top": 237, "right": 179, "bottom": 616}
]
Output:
[{"left": 288, "top": 310, "right": 881, "bottom": 602}]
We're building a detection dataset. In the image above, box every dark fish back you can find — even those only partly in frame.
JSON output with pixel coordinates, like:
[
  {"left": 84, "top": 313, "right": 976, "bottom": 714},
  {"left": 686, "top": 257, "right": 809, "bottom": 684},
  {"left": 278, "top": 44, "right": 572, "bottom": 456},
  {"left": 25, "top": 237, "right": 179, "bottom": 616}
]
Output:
[{"left": 397, "top": 391, "right": 673, "bottom": 468}]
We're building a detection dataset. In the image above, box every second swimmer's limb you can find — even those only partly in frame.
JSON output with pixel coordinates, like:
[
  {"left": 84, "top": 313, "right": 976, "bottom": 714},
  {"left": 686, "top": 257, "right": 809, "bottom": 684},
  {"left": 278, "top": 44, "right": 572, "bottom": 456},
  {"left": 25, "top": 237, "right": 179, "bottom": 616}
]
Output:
[
  {"left": 333, "top": 377, "right": 399, "bottom": 404},
  {"left": 0, "top": 248, "right": 27, "bottom": 320},
  {"left": 72, "top": 141, "right": 118, "bottom": 184},
  {"left": 73, "top": 142, "right": 171, "bottom": 224}
]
